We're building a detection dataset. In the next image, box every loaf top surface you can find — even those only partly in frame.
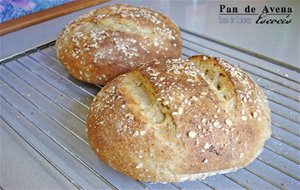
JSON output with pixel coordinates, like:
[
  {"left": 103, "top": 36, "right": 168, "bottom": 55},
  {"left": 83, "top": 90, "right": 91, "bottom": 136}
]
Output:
[
  {"left": 87, "top": 55, "right": 271, "bottom": 182},
  {"left": 56, "top": 4, "right": 182, "bottom": 84}
]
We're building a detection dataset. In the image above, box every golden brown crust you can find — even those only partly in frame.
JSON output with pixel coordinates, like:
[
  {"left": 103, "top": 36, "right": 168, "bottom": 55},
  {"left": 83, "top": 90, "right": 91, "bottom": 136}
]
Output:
[
  {"left": 87, "top": 55, "right": 271, "bottom": 182},
  {"left": 56, "top": 4, "right": 182, "bottom": 84}
]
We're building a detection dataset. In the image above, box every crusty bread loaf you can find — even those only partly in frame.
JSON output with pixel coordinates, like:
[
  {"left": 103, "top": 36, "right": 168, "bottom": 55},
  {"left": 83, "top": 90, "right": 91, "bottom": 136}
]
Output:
[
  {"left": 87, "top": 55, "right": 271, "bottom": 182},
  {"left": 56, "top": 4, "right": 182, "bottom": 85}
]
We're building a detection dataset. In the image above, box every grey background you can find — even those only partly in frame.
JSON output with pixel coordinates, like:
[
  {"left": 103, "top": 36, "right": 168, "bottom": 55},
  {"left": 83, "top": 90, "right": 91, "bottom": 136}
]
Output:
[{"left": 0, "top": 0, "right": 299, "bottom": 67}]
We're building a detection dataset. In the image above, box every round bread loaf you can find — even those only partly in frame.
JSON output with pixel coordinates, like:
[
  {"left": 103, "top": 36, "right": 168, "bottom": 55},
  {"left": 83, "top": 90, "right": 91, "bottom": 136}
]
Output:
[
  {"left": 87, "top": 55, "right": 271, "bottom": 182},
  {"left": 56, "top": 4, "right": 182, "bottom": 85}
]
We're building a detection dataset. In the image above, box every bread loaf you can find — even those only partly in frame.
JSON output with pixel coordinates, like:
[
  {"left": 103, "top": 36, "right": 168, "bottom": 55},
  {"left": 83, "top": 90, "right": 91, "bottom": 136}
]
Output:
[
  {"left": 56, "top": 4, "right": 182, "bottom": 85},
  {"left": 87, "top": 55, "right": 271, "bottom": 182}
]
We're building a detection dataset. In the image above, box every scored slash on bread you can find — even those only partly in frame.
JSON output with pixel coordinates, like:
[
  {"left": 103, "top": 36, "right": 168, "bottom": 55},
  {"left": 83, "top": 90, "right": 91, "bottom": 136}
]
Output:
[
  {"left": 87, "top": 55, "right": 271, "bottom": 183},
  {"left": 56, "top": 4, "right": 182, "bottom": 85}
]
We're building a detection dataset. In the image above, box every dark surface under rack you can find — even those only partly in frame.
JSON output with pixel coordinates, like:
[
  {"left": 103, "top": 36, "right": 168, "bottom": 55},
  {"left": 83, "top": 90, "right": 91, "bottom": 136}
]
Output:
[{"left": 1, "top": 29, "right": 300, "bottom": 190}]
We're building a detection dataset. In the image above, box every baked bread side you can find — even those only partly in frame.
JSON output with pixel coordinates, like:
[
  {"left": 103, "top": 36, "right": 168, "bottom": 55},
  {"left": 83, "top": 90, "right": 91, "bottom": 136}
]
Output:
[
  {"left": 56, "top": 4, "right": 182, "bottom": 85},
  {"left": 87, "top": 55, "right": 271, "bottom": 182}
]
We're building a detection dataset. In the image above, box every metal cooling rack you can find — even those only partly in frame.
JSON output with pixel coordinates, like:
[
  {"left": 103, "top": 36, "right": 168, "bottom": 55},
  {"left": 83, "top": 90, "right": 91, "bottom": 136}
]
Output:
[{"left": 1, "top": 29, "right": 299, "bottom": 190}]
